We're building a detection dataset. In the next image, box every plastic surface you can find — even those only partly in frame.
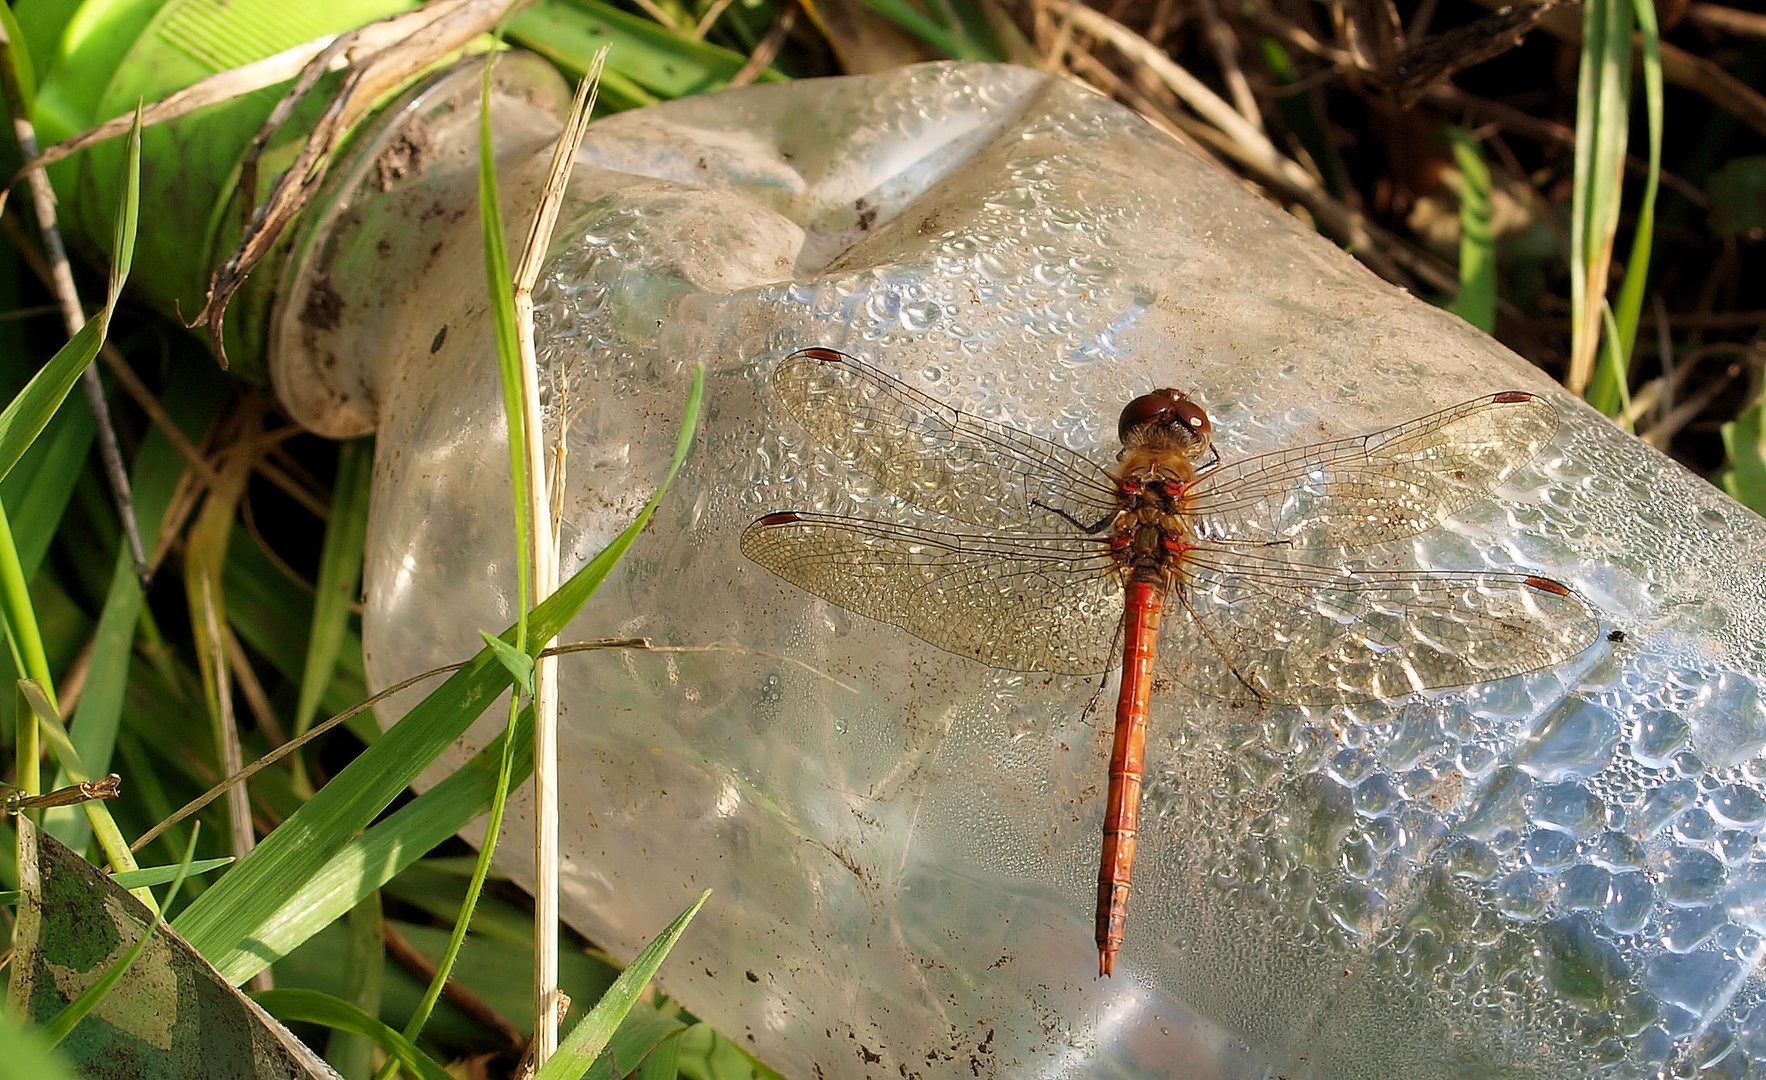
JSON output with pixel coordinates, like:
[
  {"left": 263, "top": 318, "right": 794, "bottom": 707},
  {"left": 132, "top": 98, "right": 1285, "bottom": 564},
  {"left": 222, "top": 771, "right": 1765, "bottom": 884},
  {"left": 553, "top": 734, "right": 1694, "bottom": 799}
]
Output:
[{"left": 272, "top": 61, "right": 1766, "bottom": 1078}]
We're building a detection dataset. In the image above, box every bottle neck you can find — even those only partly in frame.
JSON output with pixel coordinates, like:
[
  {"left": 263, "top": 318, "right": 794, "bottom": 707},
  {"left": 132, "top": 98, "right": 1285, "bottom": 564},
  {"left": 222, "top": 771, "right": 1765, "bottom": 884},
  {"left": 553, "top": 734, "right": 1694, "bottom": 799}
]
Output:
[{"left": 268, "top": 53, "right": 570, "bottom": 438}]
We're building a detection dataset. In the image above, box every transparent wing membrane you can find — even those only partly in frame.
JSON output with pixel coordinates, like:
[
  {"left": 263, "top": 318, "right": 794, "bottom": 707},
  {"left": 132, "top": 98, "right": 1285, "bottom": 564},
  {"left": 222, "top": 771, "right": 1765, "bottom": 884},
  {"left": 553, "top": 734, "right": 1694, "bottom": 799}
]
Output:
[
  {"left": 750, "top": 353, "right": 1595, "bottom": 701},
  {"left": 746, "top": 355, "right": 1598, "bottom": 980},
  {"left": 773, "top": 348, "right": 1121, "bottom": 532},
  {"left": 1166, "top": 545, "right": 1600, "bottom": 704},
  {"left": 1184, "top": 392, "right": 1560, "bottom": 548},
  {"left": 741, "top": 511, "right": 1124, "bottom": 674}
]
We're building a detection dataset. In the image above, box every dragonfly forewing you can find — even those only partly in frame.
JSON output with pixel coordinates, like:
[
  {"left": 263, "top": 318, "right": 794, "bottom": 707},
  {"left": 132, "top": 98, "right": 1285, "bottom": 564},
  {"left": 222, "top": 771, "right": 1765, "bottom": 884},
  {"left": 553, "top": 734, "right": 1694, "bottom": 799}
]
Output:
[
  {"left": 1184, "top": 391, "right": 1561, "bottom": 549},
  {"left": 773, "top": 348, "right": 1122, "bottom": 533}
]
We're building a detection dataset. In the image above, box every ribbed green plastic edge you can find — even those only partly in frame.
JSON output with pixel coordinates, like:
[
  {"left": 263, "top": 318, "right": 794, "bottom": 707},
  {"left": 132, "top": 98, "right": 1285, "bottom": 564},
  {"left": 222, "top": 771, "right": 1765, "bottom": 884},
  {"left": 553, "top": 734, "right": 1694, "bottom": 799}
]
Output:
[{"left": 18, "top": 0, "right": 422, "bottom": 377}]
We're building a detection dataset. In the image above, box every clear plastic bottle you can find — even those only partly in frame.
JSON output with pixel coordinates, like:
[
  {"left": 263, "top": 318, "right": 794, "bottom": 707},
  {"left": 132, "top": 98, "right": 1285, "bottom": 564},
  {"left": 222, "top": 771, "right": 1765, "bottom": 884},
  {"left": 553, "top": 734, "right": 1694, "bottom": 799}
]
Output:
[
  {"left": 266, "top": 57, "right": 1766, "bottom": 1079},
  {"left": 44, "top": 21, "right": 1766, "bottom": 1073}
]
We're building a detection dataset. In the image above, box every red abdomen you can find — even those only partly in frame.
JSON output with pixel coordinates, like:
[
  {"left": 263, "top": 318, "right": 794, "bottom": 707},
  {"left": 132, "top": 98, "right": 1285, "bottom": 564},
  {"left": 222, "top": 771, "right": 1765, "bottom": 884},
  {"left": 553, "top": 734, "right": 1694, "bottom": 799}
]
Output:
[{"left": 1096, "top": 576, "right": 1165, "bottom": 976}]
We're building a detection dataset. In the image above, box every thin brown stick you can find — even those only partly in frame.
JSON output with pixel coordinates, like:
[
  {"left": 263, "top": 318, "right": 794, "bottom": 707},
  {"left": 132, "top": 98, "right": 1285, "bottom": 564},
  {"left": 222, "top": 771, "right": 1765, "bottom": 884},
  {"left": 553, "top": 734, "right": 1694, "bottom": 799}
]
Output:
[
  {"left": 0, "top": 28, "right": 151, "bottom": 586},
  {"left": 1685, "top": 2, "right": 1766, "bottom": 39},
  {"left": 384, "top": 922, "right": 526, "bottom": 1050},
  {"left": 199, "top": 578, "right": 255, "bottom": 867},
  {"left": 252, "top": 456, "right": 333, "bottom": 519},
  {"left": 224, "top": 624, "right": 287, "bottom": 748},
  {"left": 98, "top": 343, "right": 225, "bottom": 486},
  {"left": 731, "top": 0, "right": 798, "bottom": 88},
  {"left": 238, "top": 495, "right": 318, "bottom": 593},
  {"left": 1194, "top": 0, "right": 1263, "bottom": 132},
  {"left": 691, "top": 0, "right": 741, "bottom": 39},
  {"left": 1062, "top": 49, "right": 1218, "bottom": 162},
  {"left": 1479, "top": 0, "right": 1766, "bottom": 140},
  {"left": 1639, "top": 353, "right": 1747, "bottom": 448}
]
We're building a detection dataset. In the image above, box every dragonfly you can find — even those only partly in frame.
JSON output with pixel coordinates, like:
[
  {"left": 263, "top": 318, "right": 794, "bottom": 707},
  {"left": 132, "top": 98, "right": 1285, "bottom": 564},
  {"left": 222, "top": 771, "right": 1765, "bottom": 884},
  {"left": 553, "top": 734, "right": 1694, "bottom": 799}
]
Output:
[{"left": 741, "top": 347, "right": 1600, "bottom": 977}]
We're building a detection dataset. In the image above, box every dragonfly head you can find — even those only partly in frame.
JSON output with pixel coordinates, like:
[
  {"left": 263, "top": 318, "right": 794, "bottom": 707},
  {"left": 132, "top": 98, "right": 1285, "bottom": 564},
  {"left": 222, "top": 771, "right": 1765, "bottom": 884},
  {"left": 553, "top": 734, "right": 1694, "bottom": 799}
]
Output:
[{"left": 1117, "top": 388, "right": 1212, "bottom": 457}]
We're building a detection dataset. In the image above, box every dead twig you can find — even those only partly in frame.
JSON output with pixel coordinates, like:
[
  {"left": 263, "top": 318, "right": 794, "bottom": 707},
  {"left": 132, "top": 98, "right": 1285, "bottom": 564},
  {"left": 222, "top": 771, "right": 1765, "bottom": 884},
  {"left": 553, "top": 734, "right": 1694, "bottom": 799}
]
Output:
[
  {"left": 0, "top": 25, "right": 151, "bottom": 588},
  {"left": 1470, "top": 0, "right": 1766, "bottom": 140},
  {"left": 732, "top": 0, "right": 800, "bottom": 88}
]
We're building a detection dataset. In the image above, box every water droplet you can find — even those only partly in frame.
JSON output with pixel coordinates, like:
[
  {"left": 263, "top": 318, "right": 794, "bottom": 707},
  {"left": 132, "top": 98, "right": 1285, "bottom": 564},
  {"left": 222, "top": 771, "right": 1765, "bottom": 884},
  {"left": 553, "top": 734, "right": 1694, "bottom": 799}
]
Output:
[
  {"left": 1709, "top": 784, "right": 1766, "bottom": 828},
  {"left": 1632, "top": 709, "right": 1690, "bottom": 768},
  {"left": 1644, "top": 949, "right": 1745, "bottom": 1017},
  {"left": 1537, "top": 917, "right": 1627, "bottom": 1010},
  {"left": 1517, "top": 696, "right": 1622, "bottom": 781}
]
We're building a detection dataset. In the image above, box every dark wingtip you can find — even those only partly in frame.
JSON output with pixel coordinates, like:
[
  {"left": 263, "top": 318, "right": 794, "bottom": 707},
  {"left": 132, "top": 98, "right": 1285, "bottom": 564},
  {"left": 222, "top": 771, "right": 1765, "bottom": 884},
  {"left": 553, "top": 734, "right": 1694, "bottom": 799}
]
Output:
[
  {"left": 1491, "top": 390, "right": 1536, "bottom": 404},
  {"left": 755, "top": 511, "right": 803, "bottom": 526}
]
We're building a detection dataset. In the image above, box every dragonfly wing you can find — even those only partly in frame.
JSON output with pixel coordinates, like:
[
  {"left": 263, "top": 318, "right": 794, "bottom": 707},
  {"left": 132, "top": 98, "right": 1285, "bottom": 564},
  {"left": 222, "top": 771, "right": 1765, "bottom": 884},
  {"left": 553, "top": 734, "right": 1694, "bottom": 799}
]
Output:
[
  {"left": 742, "top": 511, "right": 1123, "bottom": 674},
  {"left": 772, "top": 348, "right": 1122, "bottom": 532},
  {"left": 1184, "top": 392, "right": 1560, "bottom": 548},
  {"left": 1162, "top": 543, "right": 1601, "bottom": 705}
]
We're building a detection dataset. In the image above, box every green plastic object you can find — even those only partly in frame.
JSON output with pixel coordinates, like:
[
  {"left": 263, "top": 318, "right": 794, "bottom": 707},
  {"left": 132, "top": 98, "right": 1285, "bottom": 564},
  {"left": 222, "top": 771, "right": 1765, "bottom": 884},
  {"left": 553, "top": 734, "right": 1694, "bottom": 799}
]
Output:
[
  {"left": 17, "top": 0, "right": 419, "bottom": 376},
  {"left": 8, "top": 819, "right": 344, "bottom": 1079}
]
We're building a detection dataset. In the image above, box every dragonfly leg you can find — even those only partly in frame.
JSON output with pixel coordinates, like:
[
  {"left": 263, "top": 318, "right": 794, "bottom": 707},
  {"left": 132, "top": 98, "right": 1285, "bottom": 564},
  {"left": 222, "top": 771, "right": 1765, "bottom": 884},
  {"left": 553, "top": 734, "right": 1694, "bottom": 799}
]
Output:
[
  {"left": 1081, "top": 616, "right": 1129, "bottom": 722},
  {"left": 1030, "top": 498, "right": 1117, "bottom": 535},
  {"left": 1174, "top": 585, "right": 1271, "bottom": 705}
]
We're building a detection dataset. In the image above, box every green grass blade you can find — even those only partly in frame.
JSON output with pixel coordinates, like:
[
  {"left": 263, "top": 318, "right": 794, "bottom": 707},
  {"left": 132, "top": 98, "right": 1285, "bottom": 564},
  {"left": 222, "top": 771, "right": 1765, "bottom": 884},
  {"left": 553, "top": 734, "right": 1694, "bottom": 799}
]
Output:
[
  {"left": 672, "top": 1023, "right": 785, "bottom": 1079},
  {"left": 104, "top": 102, "right": 142, "bottom": 309},
  {"left": 478, "top": 51, "right": 533, "bottom": 658},
  {"left": 108, "top": 858, "right": 234, "bottom": 889},
  {"left": 1594, "top": 302, "right": 1633, "bottom": 424},
  {"left": 0, "top": 104, "right": 140, "bottom": 484},
  {"left": 851, "top": 0, "right": 989, "bottom": 59},
  {"left": 1445, "top": 127, "right": 1496, "bottom": 333},
  {"left": 0, "top": 404, "right": 94, "bottom": 578},
  {"left": 46, "top": 376, "right": 228, "bottom": 849},
  {"left": 1588, "top": 0, "right": 1663, "bottom": 416},
  {"left": 445, "top": 51, "right": 545, "bottom": 1078},
  {"left": 175, "top": 368, "right": 704, "bottom": 976},
  {"left": 588, "top": 1008, "right": 688, "bottom": 1080},
  {"left": 1720, "top": 396, "right": 1766, "bottom": 515},
  {"left": 481, "top": 629, "right": 537, "bottom": 695},
  {"left": 0, "top": 4, "right": 37, "bottom": 108},
  {"left": 18, "top": 681, "right": 142, "bottom": 892},
  {"left": 536, "top": 889, "right": 711, "bottom": 1080},
  {"left": 0, "top": 108, "right": 140, "bottom": 778},
  {"left": 325, "top": 891, "right": 386, "bottom": 1077},
  {"left": 380, "top": 692, "right": 525, "bottom": 1080},
  {"left": 0, "top": 1006, "right": 80, "bottom": 1080},
  {"left": 0, "top": 317, "right": 109, "bottom": 487},
  {"left": 936, "top": 0, "right": 1007, "bottom": 61},
  {"left": 634, "top": 1027, "right": 683, "bottom": 1080},
  {"left": 293, "top": 438, "right": 371, "bottom": 738},
  {"left": 0, "top": 502, "right": 54, "bottom": 703},
  {"left": 251, "top": 989, "right": 452, "bottom": 1080},
  {"left": 224, "top": 535, "right": 368, "bottom": 722},
  {"left": 1568, "top": 0, "right": 1633, "bottom": 404},
  {"left": 213, "top": 710, "right": 536, "bottom": 985},
  {"left": 173, "top": 620, "right": 541, "bottom": 964},
  {"left": 511, "top": 0, "right": 787, "bottom": 92}
]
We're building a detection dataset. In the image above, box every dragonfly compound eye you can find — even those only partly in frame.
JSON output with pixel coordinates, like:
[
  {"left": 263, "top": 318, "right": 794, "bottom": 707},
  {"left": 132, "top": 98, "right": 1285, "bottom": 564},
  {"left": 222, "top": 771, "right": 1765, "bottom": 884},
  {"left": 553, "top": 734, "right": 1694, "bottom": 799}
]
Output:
[{"left": 1118, "top": 389, "right": 1212, "bottom": 451}]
